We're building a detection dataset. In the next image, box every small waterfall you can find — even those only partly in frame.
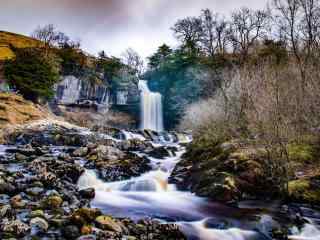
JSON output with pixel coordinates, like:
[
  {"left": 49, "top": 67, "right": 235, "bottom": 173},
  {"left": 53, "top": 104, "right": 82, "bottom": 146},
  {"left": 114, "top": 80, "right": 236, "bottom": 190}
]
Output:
[{"left": 138, "top": 80, "right": 164, "bottom": 132}]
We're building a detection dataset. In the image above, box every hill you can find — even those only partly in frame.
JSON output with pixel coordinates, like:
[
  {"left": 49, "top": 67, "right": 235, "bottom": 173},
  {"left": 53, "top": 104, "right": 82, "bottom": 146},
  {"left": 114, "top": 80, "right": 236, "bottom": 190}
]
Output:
[{"left": 0, "top": 31, "right": 42, "bottom": 60}]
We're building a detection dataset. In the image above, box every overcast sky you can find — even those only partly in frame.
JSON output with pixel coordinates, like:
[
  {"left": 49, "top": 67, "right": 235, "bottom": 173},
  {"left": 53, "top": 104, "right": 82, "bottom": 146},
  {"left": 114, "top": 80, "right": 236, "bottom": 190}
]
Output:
[{"left": 0, "top": 0, "right": 268, "bottom": 58}]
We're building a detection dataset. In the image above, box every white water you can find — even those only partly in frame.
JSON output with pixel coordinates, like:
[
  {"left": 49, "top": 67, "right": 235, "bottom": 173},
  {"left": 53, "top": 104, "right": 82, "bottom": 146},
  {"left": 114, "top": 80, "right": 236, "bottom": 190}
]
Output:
[
  {"left": 76, "top": 132, "right": 320, "bottom": 240},
  {"left": 138, "top": 80, "right": 164, "bottom": 132}
]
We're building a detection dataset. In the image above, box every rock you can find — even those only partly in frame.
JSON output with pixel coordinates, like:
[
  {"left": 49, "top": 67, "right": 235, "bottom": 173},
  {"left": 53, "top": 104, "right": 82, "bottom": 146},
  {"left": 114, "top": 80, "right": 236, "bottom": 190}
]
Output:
[
  {"left": 79, "top": 188, "right": 95, "bottom": 199},
  {"left": 71, "top": 208, "right": 102, "bottom": 227},
  {"left": 95, "top": 216, "right": 123, "bottom": 232},
  {"left": 10, "top": 194, "right": 27, "bottom": 209},
  {"left": 62, "top": 225, "right": 80, "bottom": 239},
  {"left": 0, "top": 194, "right": 10, "bottom": 204},
  {"left": 73, "top": 147, "right": 89, "bottom": 157},
  {"left": 88, "top": 145, "right": 125, "bottom": 161},
  {"left": 30, "top": 209, "right": 45, "bottom": 218},
  {"left": 81, "top": 225, "right": 93, "bottom": 235},
  {"left": 94, "top": 153, "right": 151, "bottom": 182},
  {"left": 77, "top": 235, "right": 97, "bottom": 240},
  {"left": 1, "top": 219, "right": 30, "bottom": 237},
  {"left": 170, "top": 140, "right": 279, "bottom": 202},
  {"left": 0, "top": 204, "right": 15, "bottom": 219},
  {"left": 288, "top": 177, "right": 320, "bottom": 205},
  {"left": 42, "top": 195, "right": 63, "bottom": 209},
  {"left": 15, "top": 153, "right": 28, "bottom": 161},
  {"left": 147, "top": 146, "right": 171, "bottom": 159},
  {"left": 26, "top": 187, "right": 44, "bottom": 196},
  {"left": 30, "top": 217, "right": 49, "bottom": 232}
]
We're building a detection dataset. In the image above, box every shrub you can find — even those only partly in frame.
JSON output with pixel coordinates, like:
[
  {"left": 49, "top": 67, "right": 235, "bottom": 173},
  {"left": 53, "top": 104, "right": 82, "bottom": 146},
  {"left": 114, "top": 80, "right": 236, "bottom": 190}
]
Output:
[{"left": 4, "top": 48, "right": 60, "bottom": 102}]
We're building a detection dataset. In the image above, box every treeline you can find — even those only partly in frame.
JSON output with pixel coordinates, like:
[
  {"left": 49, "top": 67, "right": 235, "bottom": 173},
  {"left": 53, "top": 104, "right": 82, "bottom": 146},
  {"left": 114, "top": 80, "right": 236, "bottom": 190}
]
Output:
[
  {"left": 165, "top": 0, "right": 320, "bottom": 195},
  {"left": 146, "top": 0, "right": 320, "bottom": 131},
  {"left": 4, "top": 24, "right": 143, "bottom": 103}
]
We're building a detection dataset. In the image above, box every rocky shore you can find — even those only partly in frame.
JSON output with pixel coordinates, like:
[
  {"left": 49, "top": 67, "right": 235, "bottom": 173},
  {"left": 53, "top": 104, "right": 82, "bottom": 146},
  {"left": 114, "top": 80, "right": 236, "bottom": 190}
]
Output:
[
  {"left": 170, "top": 137, "right": 320, "bottom": 205},
  {"left": 0, "top": 120, "right": 186, "bottom": 239}
]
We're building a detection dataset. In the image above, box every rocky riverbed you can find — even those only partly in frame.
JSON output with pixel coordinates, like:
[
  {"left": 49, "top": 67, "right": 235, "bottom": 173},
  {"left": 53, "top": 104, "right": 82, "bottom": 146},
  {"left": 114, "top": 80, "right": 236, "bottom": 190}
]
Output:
[
  {"left": 0, "top": 120, "right": 186, "bottom": 239},
  {"left": 1, "top": 120, "right": 320, "bottom": 240}
]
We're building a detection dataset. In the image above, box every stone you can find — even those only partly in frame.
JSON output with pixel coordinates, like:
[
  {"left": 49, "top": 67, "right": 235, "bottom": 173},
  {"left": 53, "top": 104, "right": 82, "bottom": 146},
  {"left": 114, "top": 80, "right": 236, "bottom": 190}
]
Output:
[
  {"left": 77, "top": 235, "right": 97, "bottom": 240},
  {"left": 73, "top": 147, "right": 89, "bottom": 157},
  {"left": 26, "top": 187, "right": 44, "bottom": 196},
  {"left": 30, "top": 217, "right": 49, "bottom": 232},
  {"left": 95, "top": 216, "right": 122, "bottom": 232},
  {"left": 79, "top": 188, "right": 95, "bottom": 199},
  {"left": 62, "top": 225, "right": 80, "bottom": 239},
  {"left": 42, "top": 195, "right": 63, "bottom": 209},
  {"left": 0, "top": 204, "right": 15, "bottom": 219},
  {"left": 30, "top": 209, "right": 45, "bottom": 218},
  {"left": 15, "top": 153, "right": 29, "bottom": 161},
  {"left": 1, "top": 219, "right": 30, "bottom": 237},
  {"left": 10, "top": 194, "right": 27, "bottom": 209},
  {"left": 71, "top": 208, "right": 102, "bottom": 226}
]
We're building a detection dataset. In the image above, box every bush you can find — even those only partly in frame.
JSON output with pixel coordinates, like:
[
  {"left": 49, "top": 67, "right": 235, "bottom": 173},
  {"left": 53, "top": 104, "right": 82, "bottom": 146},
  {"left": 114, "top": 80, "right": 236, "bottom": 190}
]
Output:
[{"left": 4, "top": 48, "right": 60, "bottom": 102}]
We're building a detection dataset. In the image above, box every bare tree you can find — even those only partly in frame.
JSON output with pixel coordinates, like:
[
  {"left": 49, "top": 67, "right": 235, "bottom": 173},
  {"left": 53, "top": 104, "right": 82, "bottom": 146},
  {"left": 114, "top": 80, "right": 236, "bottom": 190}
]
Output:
[
  {"left": 201, "top": 9, "right": 230, "bottom": 56},
  {"left": 171, "top": 17, "right": 203, "bottom": 53},
  {"left": 121, "top": 48, "right": 144, "bottom": 76},
  {"left": 229, "top": 7, "right": 269, "bottom": 61}
]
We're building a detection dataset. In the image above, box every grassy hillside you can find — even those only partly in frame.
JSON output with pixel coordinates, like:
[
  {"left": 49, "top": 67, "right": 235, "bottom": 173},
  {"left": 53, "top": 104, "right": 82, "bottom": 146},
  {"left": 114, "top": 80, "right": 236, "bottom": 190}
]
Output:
[{"left": 0, "top": 31, "right": 42, "bottom": 60}]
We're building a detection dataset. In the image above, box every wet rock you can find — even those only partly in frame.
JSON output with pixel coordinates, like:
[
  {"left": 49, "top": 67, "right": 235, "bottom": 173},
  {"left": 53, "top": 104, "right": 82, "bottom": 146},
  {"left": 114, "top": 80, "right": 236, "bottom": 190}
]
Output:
[
  {"left": 42, "top": 195, "right": 63, "bottom": 209},
  {"left": 71, "top": 208, "right": 102, "bottom": 227},
  {"left": 88, "top": 145, "right": 125, "bottom": 161},
  {"left": 1, "top": 219, "right": 30, "bottom": 237},
  {"left": 79, "top": 188, "right": 95, "bottom": 199},
  {"left": 62, "top": 225, "right": 80, "bottom": 239},
  {"left": 73, "top": 147, "right": 89, "bottom": 157},
  {"left": 26, "top": 187, "right": 44, "bottom": 196},
  {"left": 30, "top": 209, "right": 45, "bottom": 218},
  {"left": 95, "top": 153, "right": 151, "bottom": 182},
  {"left": 80, "top": 225, "right": 93, "bottom": 235},
  {"left": 77, "top": 234, "right": 97, "bottom": 240},
  {"left": 95, "top": 216, "right": 122, "bottom": 232},
  {"left": 15, "top": 153, "right": 28, "bottom": 161},
  {"left": 147, "top": 146, "right": 171, "bottom": 159},
  {"left": 0, "top": 204, "right": 15, "bottom": 219},
  {"left": 170, "top": 140, "right": 280, "bottom": 202},
  {"left": 0, "top": 194, "right": 10, "bottom": 204},
  {"left": 30, "top": 217, "right": 49, "bottom": 232},
  {"left": 288, "top": 176, "right": 320, "bottom": 205},
  {"left": 10, "top": 194, "right": 27, "bottom": 209}
]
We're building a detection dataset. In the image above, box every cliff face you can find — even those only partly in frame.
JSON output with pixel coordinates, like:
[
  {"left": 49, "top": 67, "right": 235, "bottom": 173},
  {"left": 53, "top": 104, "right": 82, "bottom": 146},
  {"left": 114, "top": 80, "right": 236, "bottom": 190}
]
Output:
[{"left": 55, "top": 76, "right": 109, "bottom": 106}]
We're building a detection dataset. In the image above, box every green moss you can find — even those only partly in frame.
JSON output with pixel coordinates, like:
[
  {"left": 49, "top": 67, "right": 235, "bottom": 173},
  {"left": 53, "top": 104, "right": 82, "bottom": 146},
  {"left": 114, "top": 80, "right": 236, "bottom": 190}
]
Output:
[
  {"left": 288, "top": 143, "right": 316, "bottom": 163},
  {"left": 289, "top": 179, "right": 320, "bottom": 204}
]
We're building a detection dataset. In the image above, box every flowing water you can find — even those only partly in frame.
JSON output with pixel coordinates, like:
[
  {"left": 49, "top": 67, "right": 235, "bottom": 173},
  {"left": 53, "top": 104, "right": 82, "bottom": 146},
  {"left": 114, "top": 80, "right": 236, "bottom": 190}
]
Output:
[
  {"left": 76, "top": 134, "right": 320, "bottom": 240},
  {"left": 138, "top": 80, "right": 164, "bottom": 132}
]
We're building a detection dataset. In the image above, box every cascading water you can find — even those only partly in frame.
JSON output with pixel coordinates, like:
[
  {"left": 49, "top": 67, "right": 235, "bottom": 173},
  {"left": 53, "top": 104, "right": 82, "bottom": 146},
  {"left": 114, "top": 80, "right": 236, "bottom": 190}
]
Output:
[
  {"left": 77, "top": 132, "right": 320, "bottom": 240},
  {"left": 138, "top": 80, "right": 164, "bottom": 132}
]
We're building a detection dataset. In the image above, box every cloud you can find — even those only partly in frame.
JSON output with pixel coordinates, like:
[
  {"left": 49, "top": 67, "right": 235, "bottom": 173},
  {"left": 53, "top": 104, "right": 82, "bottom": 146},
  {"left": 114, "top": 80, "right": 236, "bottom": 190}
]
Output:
[{"left": 0, "top": 0, "right": 268, "bottom": 58}]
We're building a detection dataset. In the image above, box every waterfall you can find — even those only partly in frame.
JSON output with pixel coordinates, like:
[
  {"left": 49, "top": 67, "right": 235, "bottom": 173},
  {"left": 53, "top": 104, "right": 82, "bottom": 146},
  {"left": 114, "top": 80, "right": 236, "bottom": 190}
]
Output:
[{"left": 138, "top": 80, "right": 164, "bottom": 132}]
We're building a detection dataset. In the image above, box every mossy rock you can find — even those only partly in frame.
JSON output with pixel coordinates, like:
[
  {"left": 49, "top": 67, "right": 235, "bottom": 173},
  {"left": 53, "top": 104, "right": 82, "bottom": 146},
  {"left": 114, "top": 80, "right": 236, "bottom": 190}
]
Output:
[
  {"left": 288, "top": 143, "right": 317, "bottom": 163},
  {"left": 71, "top": 208, "right": 102, "bottom": 227},
  {"left": 42, "top": 195, "right": 63, "bottom": 209},
  {"left": 288, "top": 178, "right": 320, "bottom": 205}
]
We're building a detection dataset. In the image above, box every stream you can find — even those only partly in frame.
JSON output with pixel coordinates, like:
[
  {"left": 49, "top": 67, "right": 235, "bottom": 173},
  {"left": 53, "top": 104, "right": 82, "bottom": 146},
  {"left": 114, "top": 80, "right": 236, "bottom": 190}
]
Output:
[{"left": 75, "top": 132, "right": 320, "bottom": 240}]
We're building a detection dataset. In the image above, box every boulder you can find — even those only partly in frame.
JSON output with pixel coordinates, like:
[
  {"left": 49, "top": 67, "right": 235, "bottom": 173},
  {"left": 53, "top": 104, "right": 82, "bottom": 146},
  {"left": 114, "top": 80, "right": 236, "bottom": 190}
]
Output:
[
  {"left": 30, "top": 217, "right": 49, "bottom": 232},
  {"left": 95, "top": 216, "right": 122, "bottom": 232},
  {"left": 62, "top": 225, "right": 80, "bottom": 239},
  {"left": 42, "top": 195, "right": 63, "bottom": 209},
  {"left": 79, "top": 188, "right": 95, "bottom": 199},
  {"left": 1, "top": 219, "right": 30, "bottom": 237}
]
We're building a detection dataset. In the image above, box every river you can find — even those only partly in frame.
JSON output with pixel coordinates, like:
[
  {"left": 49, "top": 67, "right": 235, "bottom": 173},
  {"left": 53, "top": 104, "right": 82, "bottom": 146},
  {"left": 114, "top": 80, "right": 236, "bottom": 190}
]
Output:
[{"left": 76, "top": 133, "right": 320, "bottom": 240}]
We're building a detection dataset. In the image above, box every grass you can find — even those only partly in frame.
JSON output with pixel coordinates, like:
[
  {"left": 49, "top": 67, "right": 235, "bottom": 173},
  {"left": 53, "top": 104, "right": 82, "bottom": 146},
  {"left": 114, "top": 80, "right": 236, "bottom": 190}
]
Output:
[{"left": 0, "top": 31, "right": 43, "bottom": 60}]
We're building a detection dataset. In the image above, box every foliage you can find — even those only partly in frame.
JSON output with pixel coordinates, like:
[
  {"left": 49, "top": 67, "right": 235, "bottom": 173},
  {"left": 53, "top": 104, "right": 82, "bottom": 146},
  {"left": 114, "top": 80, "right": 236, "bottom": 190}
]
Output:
[{"left": 4, "top": 48, "right": 60, "bottom": 102}]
